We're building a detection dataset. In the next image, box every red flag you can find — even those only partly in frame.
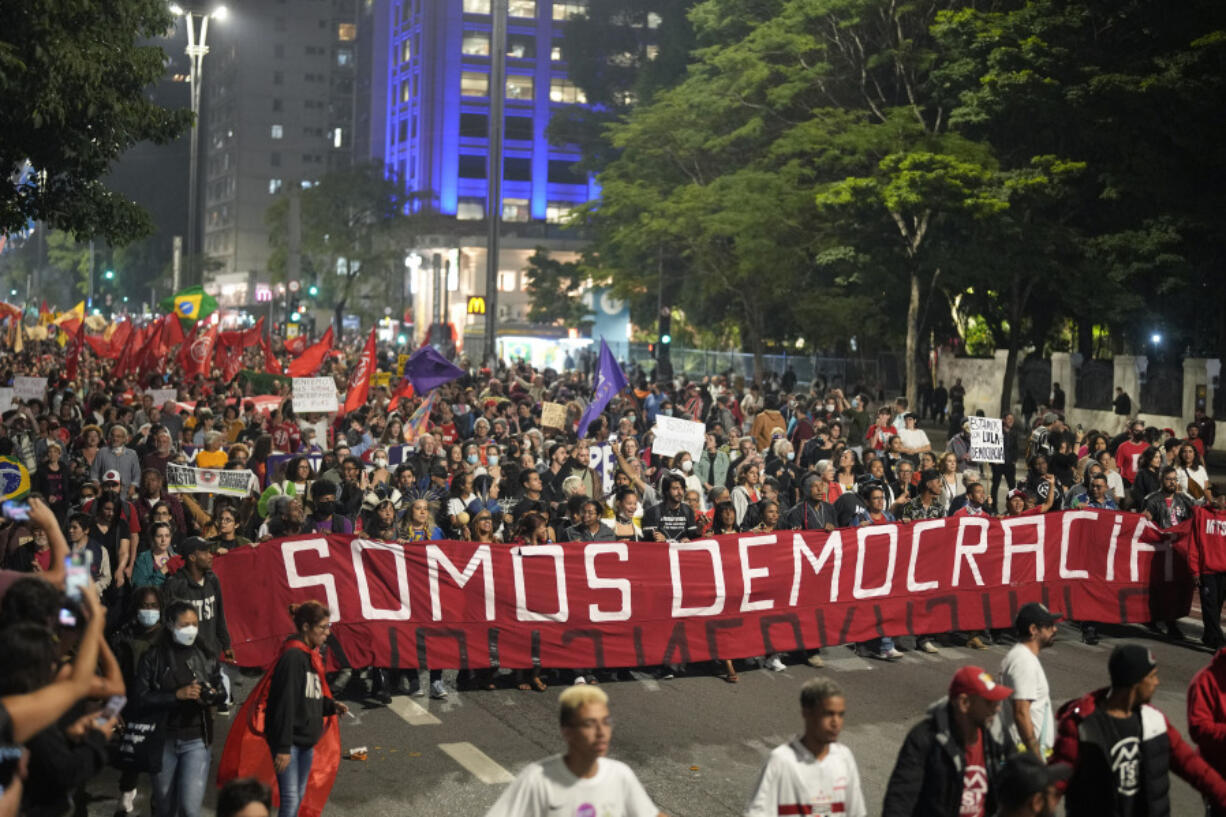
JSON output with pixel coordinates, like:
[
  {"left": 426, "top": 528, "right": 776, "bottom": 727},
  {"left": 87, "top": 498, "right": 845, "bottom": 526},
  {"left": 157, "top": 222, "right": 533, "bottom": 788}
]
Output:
[
  {"left": 65, "top": 320, "right": 85, "bottom": 381},
  {"left": 218, "top": 343, "right": 244, "bottom": 383},
  {"left": 342, "top": 329, "right": 377, "bottom": 414},
  {"left": 179, "top": 323, "right": 218, "bottom": 378},
  {"left": 112, "top": 326, "right": 147, "bottom": 379},
  {"left": 216, "top": 639, "right": 340, "bottom": 817},
  {"left": 241, "top": 316, "right": 265, "bottom": 348},
  {"left": 261, "top": 336, "right": 282, "bottom": 375},
  {"left": 390, "top": 376, "right": 415, "bottom": 402},
  {"left": 285, "top": 327, "right": 334, "bottom": 377},
  {"left": 84, "top": 334, "right": 113, "bottom": 359},
  {"left": 163, "top": 312, "right": 185, "bottom": 347},
  {"left": 284, "top": 335, "right": 306, "bottom": 357}
]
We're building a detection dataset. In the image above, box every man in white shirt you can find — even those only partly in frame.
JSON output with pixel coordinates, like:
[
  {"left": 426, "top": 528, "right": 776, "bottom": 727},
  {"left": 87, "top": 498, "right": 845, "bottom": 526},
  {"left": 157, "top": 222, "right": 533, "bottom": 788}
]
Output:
[
  {"left": 744, "top": 677, "right": 867, "bottom": 817},
  {"left": 485, "top": 686, "right": 664, "bottom": 817},
  {"left": 995, "top": 602, "right": 1061, "bottom": 759},
  {"left": 896, "top": 413, "right": 931, "bottom": 461}
]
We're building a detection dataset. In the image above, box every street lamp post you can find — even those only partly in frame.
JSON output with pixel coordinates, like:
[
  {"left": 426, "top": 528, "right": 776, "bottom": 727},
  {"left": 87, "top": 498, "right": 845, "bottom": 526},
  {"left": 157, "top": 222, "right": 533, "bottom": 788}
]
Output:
[{"left": 171, "top": 3, "right": 228, "bottom": 288}]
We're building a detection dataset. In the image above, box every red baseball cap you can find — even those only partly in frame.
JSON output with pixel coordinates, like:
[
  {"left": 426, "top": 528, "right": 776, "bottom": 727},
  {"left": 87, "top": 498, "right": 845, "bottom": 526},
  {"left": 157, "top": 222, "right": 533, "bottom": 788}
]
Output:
[{"left": 949, "top": 666, "right": 1013, "bottom": 701}]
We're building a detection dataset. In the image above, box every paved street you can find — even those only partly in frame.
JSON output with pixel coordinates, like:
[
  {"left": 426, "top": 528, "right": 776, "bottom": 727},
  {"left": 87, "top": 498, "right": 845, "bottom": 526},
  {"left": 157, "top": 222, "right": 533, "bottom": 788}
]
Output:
[{"left": 85, "top": 616, "right": 1218, "bottom": 817}]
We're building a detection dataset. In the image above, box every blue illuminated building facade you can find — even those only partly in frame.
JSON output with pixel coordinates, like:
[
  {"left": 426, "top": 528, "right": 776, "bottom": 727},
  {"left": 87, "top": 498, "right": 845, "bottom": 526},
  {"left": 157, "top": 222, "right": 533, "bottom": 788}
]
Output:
[{"left": 376, "top": 0, "right": 599, "bottom": 223}]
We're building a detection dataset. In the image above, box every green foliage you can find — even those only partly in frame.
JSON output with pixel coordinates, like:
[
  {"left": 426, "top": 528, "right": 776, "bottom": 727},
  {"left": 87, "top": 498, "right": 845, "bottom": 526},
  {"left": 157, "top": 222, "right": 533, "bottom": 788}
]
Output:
[
  {"left": 522, "top": 249, "right": 598, "bottom": 328},
  {"left": 0, "top": 0, "right": 192, "bottom": 244}
]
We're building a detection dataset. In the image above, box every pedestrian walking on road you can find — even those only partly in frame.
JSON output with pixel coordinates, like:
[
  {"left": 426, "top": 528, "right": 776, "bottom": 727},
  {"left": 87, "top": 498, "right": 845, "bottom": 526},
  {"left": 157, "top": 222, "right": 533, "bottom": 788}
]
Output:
[
  {"left": 1051, "top": 643, "right": 1226, "bottom": 817},
  {"left": 995, "top": 603, "right": 1061, "bottom": 760},
  {"left": 1187, "top": 647, "right": 1226, "bottom": 817},
  {"left": 992, "top": 753, "right": 1071, "bottom": 817},
  {"left": 743, "top": 677, "right": 867, "bottom": 817},
  {"left": 484, "top": 685, "right": 665, "bottom": 817},
  {"left": 882, "top": 666, "right": 1015, "bottom": 817}
]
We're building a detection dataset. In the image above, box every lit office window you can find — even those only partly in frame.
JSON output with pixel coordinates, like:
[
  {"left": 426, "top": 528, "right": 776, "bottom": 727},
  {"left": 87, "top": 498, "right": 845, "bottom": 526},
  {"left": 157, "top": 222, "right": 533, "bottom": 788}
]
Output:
[
  {"left": 462, "top": 32, "right": 490, "bottom": 56},
  {"left": 338, "top": 23, "right": 356, "bottom": 41},
  {"left": 507, "top": 35, "right": 536, "bottom": 59},
  {"left": 457, "top": 197, "right": 485, "bottom": 220},
  {"left": 461, "top": 71, "right": 489, "bottom": 96},
  {"left": 552, "top": 1, "right": 586, "bottom": 19},
  {"left": 647, "top": 12, "right": 662, "bottom": 28},
  {"left": 506, "top": 74, "right": 534, "bottom": 100},
  {"left": 463, "top": 0, "right": 490, "bottom": 12},
  {"left": 401, "top": 39, "right": 412, "bottom": 64},
  {"left": 498, "top": 270, "right": 518, "bottom": 291},
  {"left": 549, "top": 78, "right": 586, "bottom": 103},
  {"left": 545, "top": 202, "right": 575, "bottom": 223},
  {"left": 270, "top": 124, "right": 283, "bottom": 139},
  {"left": 333, "top": 128, "right": 344, "bottom": 149},
  {"left": 551, "top": 42, "right": 563, "bottom": 61},
  {"left": 268, "top": 178, "right": 283, "bottom": 195},
  {"left": 502, "top": 198, "right": 531, "bottom": 222},
  {"left": 508, "top": 0, "right": 536, "bottom": 17}
]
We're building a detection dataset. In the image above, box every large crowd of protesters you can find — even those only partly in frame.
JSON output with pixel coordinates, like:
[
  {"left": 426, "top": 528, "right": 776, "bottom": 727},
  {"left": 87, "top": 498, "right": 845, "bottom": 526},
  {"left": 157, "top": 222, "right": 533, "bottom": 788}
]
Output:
[{"left": 0, "top": 327, "right": 1223, "bottom": 817}]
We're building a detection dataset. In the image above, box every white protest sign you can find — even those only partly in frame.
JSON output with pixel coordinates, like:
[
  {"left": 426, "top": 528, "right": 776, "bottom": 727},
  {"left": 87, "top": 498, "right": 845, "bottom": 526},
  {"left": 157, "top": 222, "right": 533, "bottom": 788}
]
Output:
[
  {"left": 540, "top": 401, "right": 567, "bottom": 429},
  {"left": 651, "top": 415, "right": 705, "bottom": 460},
  {"left": 968, "top": 416, "right": 1005, "bottom": 464},
  {"left": 148, "top": 388, "right": 178, "bottom": 407},
  {"left": 0, "top": 389, "right": 13, "bottom": 410},
  {"left": 166, "top": 463, "right": 258, "bottom": 496},
  {"left": 12, "top": 376, "right": 45, "bottom": 402},
  {"left": 292, "top": 377, "right": 338, "bottom": 413}
]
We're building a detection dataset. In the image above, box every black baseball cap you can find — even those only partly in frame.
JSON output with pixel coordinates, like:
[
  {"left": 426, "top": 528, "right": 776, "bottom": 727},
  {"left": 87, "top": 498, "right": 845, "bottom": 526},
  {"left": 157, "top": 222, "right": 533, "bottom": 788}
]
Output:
[
  {"left": 997, "top": 754, "right": 1072, "bottom": 808},
  {"left": 1109, "top": 643, "right": 1158, "bottom": 688},
  {"left": 1015, "top": 602, "right": 1064, "bottom": 632}
]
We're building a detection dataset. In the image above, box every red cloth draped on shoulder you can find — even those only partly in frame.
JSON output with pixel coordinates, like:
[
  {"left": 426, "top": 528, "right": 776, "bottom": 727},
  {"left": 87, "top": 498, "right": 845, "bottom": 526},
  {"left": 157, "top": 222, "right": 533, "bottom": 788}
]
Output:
[{"left": 216, "top": 638, "right": 341, "bottom": 817}]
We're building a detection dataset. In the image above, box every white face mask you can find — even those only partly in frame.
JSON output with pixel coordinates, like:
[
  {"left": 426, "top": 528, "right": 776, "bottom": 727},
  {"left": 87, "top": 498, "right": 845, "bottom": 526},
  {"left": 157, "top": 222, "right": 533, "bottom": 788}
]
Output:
[
  {"left": 173, "top": 625, "right": 199, "bottom": 646},
  {"left": 137, "top": 609, "right": 161, "bottom": 627},
  {"left": 373, "top": 457, "right": 388, "bottom": 468},
  {"left": 680, "top": 460, "right": 693, "bottom": 473}
]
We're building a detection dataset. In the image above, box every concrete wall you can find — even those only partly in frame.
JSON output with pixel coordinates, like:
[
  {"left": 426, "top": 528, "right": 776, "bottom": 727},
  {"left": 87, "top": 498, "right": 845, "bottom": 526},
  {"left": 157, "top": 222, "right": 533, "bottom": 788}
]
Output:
[{"left": 931, "top": 350, "right": 1223, "bottom": 450}]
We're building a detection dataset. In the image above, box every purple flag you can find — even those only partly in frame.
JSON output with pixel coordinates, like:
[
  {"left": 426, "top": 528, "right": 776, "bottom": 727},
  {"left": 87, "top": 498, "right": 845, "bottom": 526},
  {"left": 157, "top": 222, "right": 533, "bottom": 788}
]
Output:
[
  {"left": 403, "top": 345, "right": 465, "bottom": 393},
  {"left": 576, "top": 339, "right": 628, "bottom": 439}
]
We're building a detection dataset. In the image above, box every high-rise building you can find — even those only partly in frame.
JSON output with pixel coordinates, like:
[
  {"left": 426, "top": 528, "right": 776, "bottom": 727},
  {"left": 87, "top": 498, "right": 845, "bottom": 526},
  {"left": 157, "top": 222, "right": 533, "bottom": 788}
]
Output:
[
  {"left": 374, "top": 0, "right": 602, "bottom": 353},
  {"left": 201, "top": 0, "right": 360, "bottom": 307}
]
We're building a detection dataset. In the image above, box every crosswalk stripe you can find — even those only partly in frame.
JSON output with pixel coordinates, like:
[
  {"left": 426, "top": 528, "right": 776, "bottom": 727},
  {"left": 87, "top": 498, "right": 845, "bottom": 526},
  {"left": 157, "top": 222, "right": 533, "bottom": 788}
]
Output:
[
  {"left": 822, "top": 653, "right": 875, "bottom": 672},
  {"left": 387, "top": 696, "right": 442, "bottom": 726},
  {"left": 627, "top": 670, "right": 661, "bottom": 691},
  {"left": 439, "top": 742, "right": 516, "bottom": 784}
]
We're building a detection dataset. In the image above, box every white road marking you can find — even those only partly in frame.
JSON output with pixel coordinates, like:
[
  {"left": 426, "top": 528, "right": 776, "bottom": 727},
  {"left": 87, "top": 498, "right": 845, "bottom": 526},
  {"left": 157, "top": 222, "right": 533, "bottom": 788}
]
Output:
[
  {"left": 821, "top": 652, "right": 874, "bottom": 672},
  {"left": 387, "top": 696, "right": 442, "bottom": 726},
  {"left": 439, "top": 742, "right": 515, "bottom": 784},
  {"left": 628, "top": 670, "right": 661, "bottom": 691}
]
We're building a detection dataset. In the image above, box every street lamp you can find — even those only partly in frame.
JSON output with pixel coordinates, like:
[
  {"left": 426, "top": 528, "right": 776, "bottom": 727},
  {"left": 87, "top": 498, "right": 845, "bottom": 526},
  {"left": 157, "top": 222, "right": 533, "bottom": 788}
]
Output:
[{"left": 170, "top": 3, "right": 228, "bottom": 288}]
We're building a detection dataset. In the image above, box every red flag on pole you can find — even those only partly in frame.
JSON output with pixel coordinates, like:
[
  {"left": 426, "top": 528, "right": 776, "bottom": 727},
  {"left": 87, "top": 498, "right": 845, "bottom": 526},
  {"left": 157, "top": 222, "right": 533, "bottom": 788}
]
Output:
[
  {"left": 65, "top": 319, "right": 85, "bottom": 382},
  {"left": 179, "top": 323, "right": 218, "bottom": 378},
  {"left": 285, "top": 327, "right": 334, "bottom": 377},
  {"left": 342, "top": 329, "right": 377, "bottom": 414},
  {"left": 260, "top": 336, "right": 282, "bottom": 375}
]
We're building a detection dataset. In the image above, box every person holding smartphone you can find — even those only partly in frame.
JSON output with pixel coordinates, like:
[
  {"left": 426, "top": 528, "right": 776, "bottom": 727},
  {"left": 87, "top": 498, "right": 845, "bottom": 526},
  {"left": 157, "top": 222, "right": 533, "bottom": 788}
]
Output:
[{"left": 133, "top": 600, "right": 228, "bottom": 817}]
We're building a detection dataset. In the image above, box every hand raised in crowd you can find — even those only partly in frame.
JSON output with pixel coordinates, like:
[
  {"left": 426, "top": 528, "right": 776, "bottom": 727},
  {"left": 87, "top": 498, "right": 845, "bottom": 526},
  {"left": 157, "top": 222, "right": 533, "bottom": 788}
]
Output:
[{"left": 64, "top": 710, "right": 118, "bottom": 743}]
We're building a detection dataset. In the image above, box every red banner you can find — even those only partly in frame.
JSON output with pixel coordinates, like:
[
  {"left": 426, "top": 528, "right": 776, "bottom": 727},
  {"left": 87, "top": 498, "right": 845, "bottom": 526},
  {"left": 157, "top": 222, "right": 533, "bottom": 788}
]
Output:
[{"left": 213, "top": 511, "right": 1192, "bottom": 670}]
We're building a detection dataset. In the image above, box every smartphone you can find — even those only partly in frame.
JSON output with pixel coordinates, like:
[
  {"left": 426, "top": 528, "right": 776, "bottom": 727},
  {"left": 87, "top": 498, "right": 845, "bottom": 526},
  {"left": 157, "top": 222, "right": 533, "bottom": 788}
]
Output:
[
  {"left": 95, "top": 694, "right": 127, "bottom": 726},
  {"left": 0, "top": 744, "right": 22, "bottom": 791},
  {"left": 57, "top": 606, "right": 77, "bottom": 628},
  {"left": 65, "top": 552, "right": 91, "bottom": 601},
  {"left": 1, "top": 499, "right": 30, "bottom": 521}
]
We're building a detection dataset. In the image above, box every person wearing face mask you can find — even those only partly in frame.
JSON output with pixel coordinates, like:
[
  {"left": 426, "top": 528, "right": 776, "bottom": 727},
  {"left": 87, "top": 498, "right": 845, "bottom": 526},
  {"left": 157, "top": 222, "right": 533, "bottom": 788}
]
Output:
[
  {"left": 134, "top": 600, "right": 229, "bottom": 817},
  {"left": 671, "top": 453, "right": 704, "bottom": 511},
  {"left": 112, "top": 586, "right": 165, "bottom": 815},
  {"left": 303, "top": 481, "right": 355, "bottom": 534}
]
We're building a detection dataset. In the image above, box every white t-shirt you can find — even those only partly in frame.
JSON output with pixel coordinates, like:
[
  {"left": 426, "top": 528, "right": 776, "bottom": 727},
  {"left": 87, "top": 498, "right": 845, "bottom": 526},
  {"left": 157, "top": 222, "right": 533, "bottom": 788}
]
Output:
[
  {"left": 744, "top": 739, "right": 866, "bottom": 817},
  {"left": 897, "top": 427, "right": 930, "bottom": 452},
  {"left": 996, "top": 643, "right": 1054, "bottom": 754},
  {"left": 485, "top": 755, "right": 658, "bottom": 817}
]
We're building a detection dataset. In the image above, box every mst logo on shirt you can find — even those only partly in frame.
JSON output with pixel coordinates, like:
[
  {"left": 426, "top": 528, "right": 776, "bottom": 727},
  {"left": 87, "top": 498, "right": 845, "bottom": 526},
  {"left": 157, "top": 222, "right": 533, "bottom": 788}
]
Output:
[
  {"left": 960, "top": 766, "right": 987, "bottom": 816},
  {"left": 1110, "top": 736, "right": 1141, "bottom": 796}
]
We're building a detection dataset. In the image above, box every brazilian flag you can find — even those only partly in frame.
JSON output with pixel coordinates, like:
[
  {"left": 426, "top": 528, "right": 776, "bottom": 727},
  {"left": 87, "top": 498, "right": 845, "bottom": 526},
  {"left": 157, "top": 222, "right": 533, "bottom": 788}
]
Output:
[
  {"left": 0, "top": 456, "right": 30, "bottom": 501},
  {"left": 160, "top": 286, "right": 219, "bottom": 324}
]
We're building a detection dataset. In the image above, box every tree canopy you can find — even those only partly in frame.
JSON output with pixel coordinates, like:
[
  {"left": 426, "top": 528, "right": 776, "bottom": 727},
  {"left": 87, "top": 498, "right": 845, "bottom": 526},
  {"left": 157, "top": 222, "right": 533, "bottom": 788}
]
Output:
[{"left": 0, "top": 0, "right": 191, "bottom": 245}]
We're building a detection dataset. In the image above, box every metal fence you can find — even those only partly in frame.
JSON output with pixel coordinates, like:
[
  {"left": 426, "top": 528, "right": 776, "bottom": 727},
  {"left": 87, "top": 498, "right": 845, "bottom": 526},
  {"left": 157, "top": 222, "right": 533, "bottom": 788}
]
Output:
[
  {"left": 1018, "top": 356, "right": 1052, "bottom": 408},
  {"left": 1140, "top": 363, "right": 1183, "bottom": 417},
  {"left": 1075, "top": 359, "right": 1114, "bottom": 410},
  {"left": 615, "top": 343, "right": 900, "bottom": 391}
]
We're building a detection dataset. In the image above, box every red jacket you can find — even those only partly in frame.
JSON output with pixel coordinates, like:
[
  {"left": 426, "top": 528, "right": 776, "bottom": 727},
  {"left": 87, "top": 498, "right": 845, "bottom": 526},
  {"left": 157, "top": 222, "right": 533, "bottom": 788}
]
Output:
[
  {"left": 1186, "top": 506, "right": 1226, "bottom": 576},
  {"left": 1052, "top": 687, "right": 1226, "bottom": 816},
  {"left": 1189, "top": 649, "right": 1226, "bottom": 775}
]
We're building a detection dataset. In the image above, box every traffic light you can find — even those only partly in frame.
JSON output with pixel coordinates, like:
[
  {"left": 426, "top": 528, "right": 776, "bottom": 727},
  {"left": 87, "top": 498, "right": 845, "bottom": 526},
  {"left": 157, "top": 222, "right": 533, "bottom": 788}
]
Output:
[
  {"left": 660, "top": 333, "right": 671, "bottom": 345},
  {"left": 103, "top": 269, "right": 115, "bottom": 280},
  {"left": 308, "top": 285, "right": 318, "bottom": 297},
  {"left": 657, "top": 306, "right": 673, "bottom": 380}
]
